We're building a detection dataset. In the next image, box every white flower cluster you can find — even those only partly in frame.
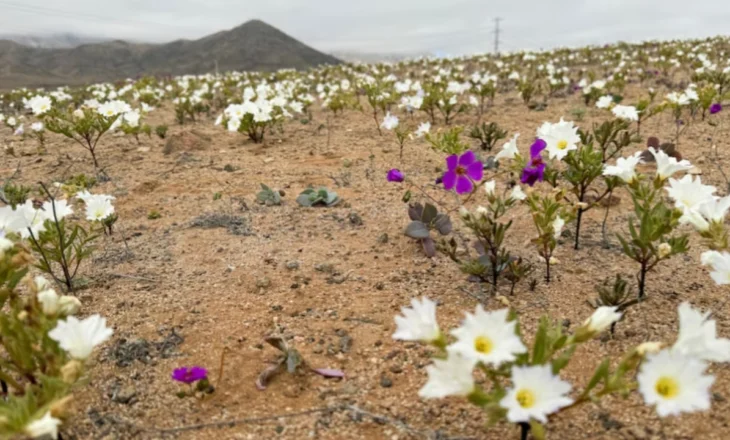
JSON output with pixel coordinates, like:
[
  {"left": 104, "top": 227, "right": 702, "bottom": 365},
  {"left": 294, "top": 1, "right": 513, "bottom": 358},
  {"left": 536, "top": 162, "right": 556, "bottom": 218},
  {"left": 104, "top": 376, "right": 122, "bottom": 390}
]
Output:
[{"left": 394, "top": 298, "right": 729, "bottom": 421}]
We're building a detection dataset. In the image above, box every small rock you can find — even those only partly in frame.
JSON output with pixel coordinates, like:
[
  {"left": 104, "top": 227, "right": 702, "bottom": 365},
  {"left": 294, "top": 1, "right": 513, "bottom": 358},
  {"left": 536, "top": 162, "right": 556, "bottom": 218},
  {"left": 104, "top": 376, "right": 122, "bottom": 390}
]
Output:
[
  {"left": 377, "top": 233, "right": 389, "bottom": 244},
  {"left": 163, "top": 131, "right": 210, "bottom": 155},
  {"left": 286, "top": 261, "right": 300, "bottom": 270},
  {"left": 380, "top": 376, "right": 393, "bottom": 388},
  {"left": 339, "top": 335, "right": 353, "bottom": 353},
  {"left": 389, "top": 365, "right": 403, "bottom": 374},
  {"left": 348, "top": 212, "right": 363, "bottom": 226},
  {"left": 315, "top": 262, "right": 336, "bottom": 274},
  {"left": 256, "top": 277, "right": 271, "bottom": 289},
  {"left": 626, "top": 425, "right": 647, "bottom": 440},
  {"left": 112, "top": 385, "right": 137, "bottom": 405}
]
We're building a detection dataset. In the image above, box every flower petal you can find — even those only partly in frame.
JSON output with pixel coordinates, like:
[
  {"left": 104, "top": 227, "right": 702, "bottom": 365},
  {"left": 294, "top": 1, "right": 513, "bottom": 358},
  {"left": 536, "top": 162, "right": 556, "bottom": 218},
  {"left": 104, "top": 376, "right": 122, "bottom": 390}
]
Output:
[
  {"left": 530, "top": 139, "right": 547, "bottom": 158},
  {"left": 442, "top": 171, "right": 457, "bottom": 190},
  {"left": 445, "top": 155, "right": 458, "bottom": 171},
  {"left": 466, "top": 161, "right": 483, "bottom": 181},
  {"left": 458, "top": 150, "right": 476, "bottom": 166},
  {"left": 455, "top": 176, "right": 473, "bottom": 194}
]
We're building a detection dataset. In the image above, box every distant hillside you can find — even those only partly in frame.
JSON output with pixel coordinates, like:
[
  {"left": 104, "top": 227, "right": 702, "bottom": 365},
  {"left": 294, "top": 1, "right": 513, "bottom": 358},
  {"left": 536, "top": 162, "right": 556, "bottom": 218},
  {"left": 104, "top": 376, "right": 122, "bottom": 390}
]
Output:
[
  {"left": 0, "top": 20, "right": 341, "bottom": 88},
  {"left": 0, "top": 33, "right": 109, "bottom": 49}
]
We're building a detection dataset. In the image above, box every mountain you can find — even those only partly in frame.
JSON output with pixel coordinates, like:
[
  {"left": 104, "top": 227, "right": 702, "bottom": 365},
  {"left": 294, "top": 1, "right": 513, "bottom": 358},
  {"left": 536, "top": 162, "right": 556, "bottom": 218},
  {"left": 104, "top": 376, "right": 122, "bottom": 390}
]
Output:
[{"left": 0, "top": 20, "right": 340, "bottom": 88}]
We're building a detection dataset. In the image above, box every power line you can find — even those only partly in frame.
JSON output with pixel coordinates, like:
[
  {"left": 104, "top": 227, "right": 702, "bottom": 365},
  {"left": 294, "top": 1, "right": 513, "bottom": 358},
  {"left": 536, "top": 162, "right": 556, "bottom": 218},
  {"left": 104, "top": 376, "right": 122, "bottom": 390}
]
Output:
[{"left": 493, "top": 17, "right": 502, "bottom": 55}]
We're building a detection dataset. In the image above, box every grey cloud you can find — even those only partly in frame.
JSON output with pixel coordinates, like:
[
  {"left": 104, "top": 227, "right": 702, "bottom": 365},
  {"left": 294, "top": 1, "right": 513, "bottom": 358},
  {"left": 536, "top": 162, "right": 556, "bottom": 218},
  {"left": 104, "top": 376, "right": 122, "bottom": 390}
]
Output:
[{"left": 1, "top": 0, "right": 729, "bottom": 55}]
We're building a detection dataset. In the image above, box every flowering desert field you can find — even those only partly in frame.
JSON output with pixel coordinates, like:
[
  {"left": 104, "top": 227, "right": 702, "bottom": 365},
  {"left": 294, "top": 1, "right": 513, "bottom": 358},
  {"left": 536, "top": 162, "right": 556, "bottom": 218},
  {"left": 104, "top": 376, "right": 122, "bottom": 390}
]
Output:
[{"left": 3, "top": 36, "right": 730, "bottom": 440}]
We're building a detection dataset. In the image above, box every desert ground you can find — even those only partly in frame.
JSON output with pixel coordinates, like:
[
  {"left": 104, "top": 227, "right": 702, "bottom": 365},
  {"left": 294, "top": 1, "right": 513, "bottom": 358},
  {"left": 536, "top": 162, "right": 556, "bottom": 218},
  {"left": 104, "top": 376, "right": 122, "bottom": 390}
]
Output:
[{"left": 2, "top": 80, "right": 729, "bottom": 440}]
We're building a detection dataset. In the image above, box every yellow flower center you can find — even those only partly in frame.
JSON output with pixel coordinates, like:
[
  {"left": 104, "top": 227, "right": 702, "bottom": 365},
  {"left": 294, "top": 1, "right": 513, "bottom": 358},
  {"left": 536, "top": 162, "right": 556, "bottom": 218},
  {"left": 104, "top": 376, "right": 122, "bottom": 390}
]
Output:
[
  {"left": 557, "top": 140, "right": 569, "bottom": 150},
  {"left": 474, "top": 336, "right": 493, "bottom": 354},
  {"left": 516, "top": 389, "right": 536, "bottom": 408},
  {"left": 655, "top": 377, "right": 679, "bottom": 399}
]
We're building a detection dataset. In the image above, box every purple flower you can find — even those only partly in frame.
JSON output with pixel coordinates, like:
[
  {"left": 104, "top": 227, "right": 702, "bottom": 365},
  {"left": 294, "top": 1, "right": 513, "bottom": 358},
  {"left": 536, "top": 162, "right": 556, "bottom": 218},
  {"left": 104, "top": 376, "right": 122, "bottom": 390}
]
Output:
[
  {"left": 172, "top": 366, "right": 208, "bottom": 384},
  {"left": 520, "top": 139, "right": 547, "bottom": 187},
  {"left": 710, "top": 103, "right": 722, "bottom": 115},
  {"left": 442, "top": 151, "right": 483, "bottom": 194},
  {"left": 387, "top": 169, "right": 405, "bottom": 182}
]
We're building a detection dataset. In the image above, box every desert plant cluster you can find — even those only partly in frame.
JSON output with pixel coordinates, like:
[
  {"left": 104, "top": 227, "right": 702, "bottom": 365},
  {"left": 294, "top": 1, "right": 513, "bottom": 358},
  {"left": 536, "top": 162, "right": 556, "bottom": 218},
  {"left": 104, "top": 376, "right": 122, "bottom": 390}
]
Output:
[{"left": 1, "top": 36, "right": 730, "bottom": 439}]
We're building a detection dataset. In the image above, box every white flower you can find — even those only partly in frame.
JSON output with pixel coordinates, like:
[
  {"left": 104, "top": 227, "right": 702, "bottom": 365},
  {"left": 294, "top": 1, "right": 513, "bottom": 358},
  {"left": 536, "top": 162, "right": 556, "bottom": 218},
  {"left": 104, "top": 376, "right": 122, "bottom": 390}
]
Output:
[
  {"left": 701, "top": 250, "right": 730, "bottom": 285},
  {"left": 638, "top": 349, "right": 714, "bottom": 417},
  {"left": 509, "top": 185, "right": 527, "bottom": 201},
  {"left": 650, "top": 147, "right": 692, "bottom": 180},
  {"left": 552, "top": 216, "right": 565, "bottom": 240},
  {"left": 42, "top": 199, "right": 74, "bottom": 221},
  {"left": 484, "top": 180, "right": 496, "bottom": 196},
  {"left": 538, "top": 119, "right": 580, "bottom": 161},
  {"left": 500, "top": 365, "right": 573, "bottom": 423},
  {"left": 418, "top": 353, "right": 475, "bottom": 399},
  {"left": 666, "top": 92, "right": 691, "bottom": 106},
  {"left": 12, "top": 200, "right": 50, "bottom": 239},
  {"left": 25, "top": 411, "right": 61, "bottom": 439},
  {"left": 665, "top": 175, "right": 716, "bottom": 212},
  {"left": 393, "top": 297, "right": 440, "bottom": 343},
  {"left": 612, "top": 105, "right": 639, "bottom": 121},
  {"left": 697, "top": 196, "right": 730, "bottom": 226},
  {"left": 59, "top": 296, "right": 82, "bottom": 315},
  {"left": 37, "top": 289, "right": 60, "bottom": 315},
  {"left": 227, "top": 118, "right": 241, "bottom": 132},
  {"left": 0, "top": 235, "right": 13, "bottom": 255},
  {"left": 449, "top": 306, "right": 526, "bottom": 367},
  {"left": 637, "top": 341, "right": 663, "bottom": 356},
  {"left": 496, "top": 133, "right": 520, "bottom": 161},
  {"left": 596, "top": 95, "right": 613, "bottom": 109},
  {"left": 582, "top": 306, "right": 622, "bottom": 333},
  {"left": 48, "top": 315, "right": 113, "bottom": 360},
  {"left": 603, "top": 152, "right": 643, "bottom": 183},
  {"left": 28, "top": 95, "right": 52, "bottom": 116},
  {"left": 475, "top": 206, "right": 489, "bottom": 220},
  {"left": 380, "top": 112, "right": 399, "bottom": 130},
  {"left": 83, "top": 195, "right": 115, "bottom": 222},
  {"left": 31, "top": 122, "right": 44, "bottom": 132},
  {"left": 414, "top": 121, "right": 431, "bottom": 138},
  {"left": 673, "top": 302, "right": 730, "bottom": 362},
  {"left": 658, "top": 242, "right": 672, "bottom": 259}
]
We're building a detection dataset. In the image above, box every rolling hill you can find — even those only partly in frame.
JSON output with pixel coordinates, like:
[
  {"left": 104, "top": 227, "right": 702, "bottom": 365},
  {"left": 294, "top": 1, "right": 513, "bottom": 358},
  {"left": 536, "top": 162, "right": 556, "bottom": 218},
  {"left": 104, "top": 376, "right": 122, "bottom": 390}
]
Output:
[{"left": 0, "top": 20, "right": 340, "bottom": 88}]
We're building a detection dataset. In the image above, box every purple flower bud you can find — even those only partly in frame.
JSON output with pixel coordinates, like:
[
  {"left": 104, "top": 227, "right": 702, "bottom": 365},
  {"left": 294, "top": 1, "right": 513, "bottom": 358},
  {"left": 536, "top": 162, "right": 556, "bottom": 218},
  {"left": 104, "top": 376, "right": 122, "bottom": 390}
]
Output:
[
  {"left": 710, "top": 103, "right": 722, "bottom": 115},
  {"left": 172, "top": 366, "right": 208, "bottom": 384},
  {"left": 386, "top": 169, "right": 405, "bottom": 182}
]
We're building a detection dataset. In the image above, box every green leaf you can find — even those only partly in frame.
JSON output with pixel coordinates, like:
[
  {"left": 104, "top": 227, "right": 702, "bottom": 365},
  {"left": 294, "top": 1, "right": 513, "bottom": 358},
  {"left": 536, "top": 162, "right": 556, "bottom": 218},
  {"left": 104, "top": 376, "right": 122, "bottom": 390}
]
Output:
[
  {"left": 584, "top": 359, "right": 610, "bottom": 395},
  {"left": 422, "top": 203, "right": 438, "bottom": 224},
  {"left": 530, "top": 420, "right": 546, "bottom": 440},
  {"left": 405, "top": 221, "right": 430, "bottom": 239},
  {"left": 551, "top": 345, "right": 576, "bottom": 374},
  {"left": 531, "top": 316, "right": 549, "bottom": 364}
]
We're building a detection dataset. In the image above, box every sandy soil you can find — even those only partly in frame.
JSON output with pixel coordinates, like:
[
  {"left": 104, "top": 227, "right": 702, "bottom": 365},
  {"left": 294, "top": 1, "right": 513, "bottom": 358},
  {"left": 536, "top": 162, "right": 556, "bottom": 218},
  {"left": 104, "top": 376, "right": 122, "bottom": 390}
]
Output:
[{"left": 2, "top": 86, "right": 729, "bottom": 440}]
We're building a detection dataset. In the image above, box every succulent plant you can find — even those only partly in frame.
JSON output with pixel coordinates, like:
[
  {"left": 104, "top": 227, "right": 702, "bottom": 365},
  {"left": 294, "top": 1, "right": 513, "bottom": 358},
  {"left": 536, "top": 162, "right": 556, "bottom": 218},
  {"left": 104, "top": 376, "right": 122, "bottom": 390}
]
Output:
[
  {"left": 468, "top": 121, "right": 507, "bottom": 151},
  {"left": 256, "top": 183, "right": 283, "bottom": 206},
  {"left": 404, "top": 202, "right": 452, "bottom": 257},
  {"left": 296, "top": 187, "right": 340, "bottom": 207}
]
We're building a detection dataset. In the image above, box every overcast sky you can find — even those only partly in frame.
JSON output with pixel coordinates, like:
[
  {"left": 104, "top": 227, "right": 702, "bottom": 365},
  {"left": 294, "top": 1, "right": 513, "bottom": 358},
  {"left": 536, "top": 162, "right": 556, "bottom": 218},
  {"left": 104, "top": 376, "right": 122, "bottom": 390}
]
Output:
[{"left": 1, "top": 0, "right": 729, "bottom": 55}]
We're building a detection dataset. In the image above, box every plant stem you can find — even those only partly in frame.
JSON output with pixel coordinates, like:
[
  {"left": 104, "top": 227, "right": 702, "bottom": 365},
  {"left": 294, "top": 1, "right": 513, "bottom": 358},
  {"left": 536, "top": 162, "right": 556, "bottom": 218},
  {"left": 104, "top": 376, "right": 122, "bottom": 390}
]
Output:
[
  {"left": 519, "top": 422, "right": 530, "bottom": 440},
  {"left": 574, "top": 208, "right": 583, "bottom": 250},
  {"left": 638, "top": 261, "right": 647, "bottom": 299}
]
